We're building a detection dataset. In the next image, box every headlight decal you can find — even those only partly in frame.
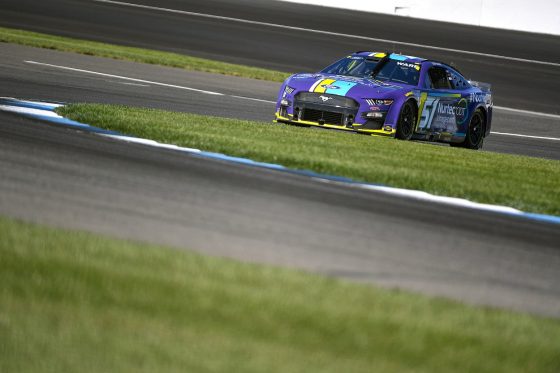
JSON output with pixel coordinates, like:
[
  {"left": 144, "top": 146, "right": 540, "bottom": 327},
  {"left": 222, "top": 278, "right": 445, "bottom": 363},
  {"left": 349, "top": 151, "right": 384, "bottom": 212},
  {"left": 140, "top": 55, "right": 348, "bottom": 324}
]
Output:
[{"left": 365, "top": 99, "right": 393, "bottom": 106}]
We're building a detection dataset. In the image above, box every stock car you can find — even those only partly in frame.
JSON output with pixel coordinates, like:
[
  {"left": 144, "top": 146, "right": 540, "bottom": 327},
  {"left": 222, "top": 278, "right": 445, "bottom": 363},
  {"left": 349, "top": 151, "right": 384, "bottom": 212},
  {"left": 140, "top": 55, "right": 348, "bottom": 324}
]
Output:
[{"left": 274, "top": 52, "right": 492, "bottom": 149}]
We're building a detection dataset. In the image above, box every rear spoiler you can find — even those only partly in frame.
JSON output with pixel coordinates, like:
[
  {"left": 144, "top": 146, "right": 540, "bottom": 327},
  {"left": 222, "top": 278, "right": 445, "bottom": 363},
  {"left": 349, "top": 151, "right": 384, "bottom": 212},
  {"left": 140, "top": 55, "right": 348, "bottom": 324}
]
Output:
[{"left": 469, "top": 81, "right": 492, "bottom": 93}]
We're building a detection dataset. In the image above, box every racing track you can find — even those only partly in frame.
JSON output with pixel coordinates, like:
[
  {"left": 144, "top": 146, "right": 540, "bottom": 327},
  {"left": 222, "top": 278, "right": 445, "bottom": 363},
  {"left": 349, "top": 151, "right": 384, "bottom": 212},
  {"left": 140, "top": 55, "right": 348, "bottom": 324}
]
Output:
[
  {"left": 1, "top": 44, "right": 560, "bottom": 317},
  {"left": 1, "top": 1, "right": 560, "bottom": 316},
  {"left": 2, "top": 43, "right": 560, "bottom": 160},
  {"left": 1, "top": 0, "right": 560, "bottom": 114},
  {"left": 2, "top": 111, "right": 560, "bottom": 317}
]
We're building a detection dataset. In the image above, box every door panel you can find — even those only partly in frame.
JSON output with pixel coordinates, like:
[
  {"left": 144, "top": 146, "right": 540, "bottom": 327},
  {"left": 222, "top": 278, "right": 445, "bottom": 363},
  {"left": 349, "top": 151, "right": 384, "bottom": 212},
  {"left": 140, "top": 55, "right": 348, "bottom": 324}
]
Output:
[
  {"left": 417, "top": 65, "right": 470, "bottom": 135},
  {"left": 418, "top": 91, "right": 468, "bottom": 134}
]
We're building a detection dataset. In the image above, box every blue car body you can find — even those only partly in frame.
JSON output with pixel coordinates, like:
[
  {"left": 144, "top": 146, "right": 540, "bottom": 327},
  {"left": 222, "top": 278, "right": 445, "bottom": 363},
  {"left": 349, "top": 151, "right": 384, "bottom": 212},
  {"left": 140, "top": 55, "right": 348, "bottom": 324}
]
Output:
[{"left": 275, "top": 52, "right": 492, "bottom": 148}]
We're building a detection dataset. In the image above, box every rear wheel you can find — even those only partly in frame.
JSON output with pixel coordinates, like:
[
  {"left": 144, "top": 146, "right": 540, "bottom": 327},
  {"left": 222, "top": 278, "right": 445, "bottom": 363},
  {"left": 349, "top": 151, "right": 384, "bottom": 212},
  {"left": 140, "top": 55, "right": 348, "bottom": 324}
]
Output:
[
  {"left": 395, "top": 101, "right": 417, "bottom": 140},
  {"left": 454, "top": 109, "right": 485, "bottom": 150}
]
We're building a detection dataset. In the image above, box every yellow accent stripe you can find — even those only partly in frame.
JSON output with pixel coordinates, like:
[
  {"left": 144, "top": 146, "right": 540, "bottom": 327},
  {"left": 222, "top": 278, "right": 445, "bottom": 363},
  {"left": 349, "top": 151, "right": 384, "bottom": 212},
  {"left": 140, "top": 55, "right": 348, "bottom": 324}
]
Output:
[
  {"left": 313, "top": 78, "right": 336, "bottom": 93},
  {"left": 417, "top": 92, "right": 428, "bottom": 128},
  {"left": 405, "top": 91, "right": 414, "bottom": 97},
  {"left": 373, "top": 52, "right": 387, "bottom": 58},
  {"left": 356, "top": 129, "right": 396, "bottom": 137}
]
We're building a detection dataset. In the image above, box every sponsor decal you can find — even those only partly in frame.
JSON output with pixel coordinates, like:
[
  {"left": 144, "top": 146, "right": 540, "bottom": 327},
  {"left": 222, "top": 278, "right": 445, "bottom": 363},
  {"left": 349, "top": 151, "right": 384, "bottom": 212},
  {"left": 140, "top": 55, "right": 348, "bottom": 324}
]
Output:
[
  {"left": 369, "top": 106, "right": 380, "bottom": 111},
  {"left": 437, "top": 103, "right": 464, "bottom": 116},
  {"left": 310, "top": 78, "right": 335, "bottom": 93},
  {"left": 456, "top": 98, "right": 469, "bottom": 124},
  {"left": 432, "top": 98, "right": 469, "bottom": 131},
  {"left": 432, "top": 113, "right": 455, "bottom": 131},
  {"left": 396, "top": 61, "right": 421, "bottom": 70},
  {"left": 469, "top": 92, "right": 487, "bottom": 103},
  {"left": 311, "top": 79, "right": 357, "bottom": 95},
  {"left": 437, "top": 100, "right": 468, "bottom": 122},
  {"left": 365, "top": 99, "right": 393, "bottom": 106},
  {"left": 320, "top": 95, "right": 332, "bottom": 102},
  {"left": 293, "top": 74, "right": 315, "bottom": 79}
]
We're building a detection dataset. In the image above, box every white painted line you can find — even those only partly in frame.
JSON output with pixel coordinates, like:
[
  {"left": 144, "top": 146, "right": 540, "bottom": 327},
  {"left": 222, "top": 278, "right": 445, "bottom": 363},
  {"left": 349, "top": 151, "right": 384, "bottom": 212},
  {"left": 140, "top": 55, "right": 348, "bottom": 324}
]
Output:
[
  {"left": 92, "top": 0, "right": 560, "bottom": 68},
  {"left": 230, "top": 95, "right": 275, "bottom": 104},
  {"left": 25, "top": 60, "right": 224, "bottom": 95},
  {"left": 24, "top": 60, "right": 275, "bottom": 104},
  {"left": 119, "top": 82, "right": 150, "bottom": 87},
  {"left": 494, "top": 106, "right": 560, "bottom": 120},
  {"left": 490, "top": 132, "right": 560, "bottom": 141}
]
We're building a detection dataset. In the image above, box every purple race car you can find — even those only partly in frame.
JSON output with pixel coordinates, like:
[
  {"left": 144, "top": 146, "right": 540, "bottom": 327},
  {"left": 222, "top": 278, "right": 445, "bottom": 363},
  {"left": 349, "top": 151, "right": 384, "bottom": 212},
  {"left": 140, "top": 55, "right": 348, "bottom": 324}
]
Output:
[{"left": 274, "top": 52, "right": 492, "bottom": 149}]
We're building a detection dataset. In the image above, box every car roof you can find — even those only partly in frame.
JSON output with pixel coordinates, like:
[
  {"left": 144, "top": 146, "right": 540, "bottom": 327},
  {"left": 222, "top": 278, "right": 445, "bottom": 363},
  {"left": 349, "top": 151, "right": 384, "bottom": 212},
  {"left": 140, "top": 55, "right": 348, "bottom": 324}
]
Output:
[
  {"left": 352, "top": 51, "right": 425, "bottom": 63},
  {"left": 351, "top": 52, "right": 466, "bottom": 77}
]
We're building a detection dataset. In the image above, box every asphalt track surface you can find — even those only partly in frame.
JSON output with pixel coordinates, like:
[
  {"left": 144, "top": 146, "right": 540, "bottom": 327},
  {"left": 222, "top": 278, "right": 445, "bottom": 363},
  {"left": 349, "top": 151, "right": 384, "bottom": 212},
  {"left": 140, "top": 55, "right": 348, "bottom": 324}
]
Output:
[
  {"left": 1, "top": 0, "right": 560, "bottom": 114},
  {"left": 1, "top": 1, "right": 560, "bottom": 316}
]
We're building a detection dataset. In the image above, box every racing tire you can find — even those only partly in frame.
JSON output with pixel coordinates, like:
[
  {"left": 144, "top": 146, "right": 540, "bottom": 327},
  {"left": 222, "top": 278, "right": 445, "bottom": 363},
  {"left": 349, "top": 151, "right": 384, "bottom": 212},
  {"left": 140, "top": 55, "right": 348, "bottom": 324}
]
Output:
[
  {"left": 455, "top": 109, "right": 485, "bottom": 150},
  {"left": 395, "top": 100, "right": 417, "bottom": 140}
]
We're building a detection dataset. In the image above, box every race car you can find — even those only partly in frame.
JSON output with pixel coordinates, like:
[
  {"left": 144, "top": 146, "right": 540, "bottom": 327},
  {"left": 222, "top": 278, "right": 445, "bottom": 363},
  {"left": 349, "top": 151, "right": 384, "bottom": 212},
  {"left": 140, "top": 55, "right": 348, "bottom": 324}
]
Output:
[{"left": 274, "top": 52, "right": 492, "bottom": 149}]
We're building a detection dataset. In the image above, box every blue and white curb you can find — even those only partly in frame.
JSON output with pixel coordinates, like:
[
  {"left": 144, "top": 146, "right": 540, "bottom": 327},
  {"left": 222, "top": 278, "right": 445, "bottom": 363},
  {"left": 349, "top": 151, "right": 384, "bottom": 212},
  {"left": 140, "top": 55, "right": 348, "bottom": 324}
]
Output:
[{"left": 2, "top": 97, "right": 559, "bottom": 225}]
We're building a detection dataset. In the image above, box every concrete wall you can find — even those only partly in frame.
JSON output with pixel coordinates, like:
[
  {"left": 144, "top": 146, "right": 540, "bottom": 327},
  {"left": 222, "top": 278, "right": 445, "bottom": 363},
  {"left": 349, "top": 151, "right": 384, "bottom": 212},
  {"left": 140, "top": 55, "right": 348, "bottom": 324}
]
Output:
[{"left": 279, "top": 0, "right": 560, "bottom": 36}]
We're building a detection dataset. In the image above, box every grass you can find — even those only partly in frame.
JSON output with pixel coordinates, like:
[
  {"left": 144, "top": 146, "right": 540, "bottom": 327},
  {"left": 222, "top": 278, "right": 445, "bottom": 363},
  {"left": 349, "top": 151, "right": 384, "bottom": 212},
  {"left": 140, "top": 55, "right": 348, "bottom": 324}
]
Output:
[
  {"left": 2, "top": 216, "right": 560, "bottom": 372},
  {"left": 57, "top": 104, "right": 560, "bottom": 216},
  {"left": 0, "top": 27, "right": 290, "bottom": 82}
]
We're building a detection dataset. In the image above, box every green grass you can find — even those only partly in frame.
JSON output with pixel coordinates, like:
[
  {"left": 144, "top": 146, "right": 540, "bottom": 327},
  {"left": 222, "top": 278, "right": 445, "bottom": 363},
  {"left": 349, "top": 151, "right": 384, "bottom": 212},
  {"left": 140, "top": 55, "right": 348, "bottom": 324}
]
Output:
[
  {"left": 2, "top": 216, "right": 560, "bottom": 372},
  {"left": 0, "top": 27, "right": 290, "bottom": 82},
  {"left": 57, "top": 104, "right": 560, "bottom": 216}
]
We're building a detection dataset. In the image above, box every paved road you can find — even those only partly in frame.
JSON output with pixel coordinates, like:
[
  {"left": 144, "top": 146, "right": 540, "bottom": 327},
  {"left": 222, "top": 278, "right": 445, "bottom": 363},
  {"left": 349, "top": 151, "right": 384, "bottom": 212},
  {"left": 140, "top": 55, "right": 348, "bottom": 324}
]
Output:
[
  {"left": 1, "top": 0, "right": 560, "bottom": 114},
  {"left": 1, "top": 112, "right": 560, "bottom": 317},
  {"left": 2, "top": 43, "right": 560, "bottom": 159},
  {"left": 1, "top": 2, "right": 560, "bottom": 316}
]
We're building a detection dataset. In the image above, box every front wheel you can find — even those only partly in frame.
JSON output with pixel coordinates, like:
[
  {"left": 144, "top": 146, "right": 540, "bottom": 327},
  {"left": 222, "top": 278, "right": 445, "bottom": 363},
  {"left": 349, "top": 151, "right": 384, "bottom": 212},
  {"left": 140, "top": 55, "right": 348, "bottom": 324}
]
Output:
[{"left": 395, "top": 101, "right": 417, "bottom": 140}]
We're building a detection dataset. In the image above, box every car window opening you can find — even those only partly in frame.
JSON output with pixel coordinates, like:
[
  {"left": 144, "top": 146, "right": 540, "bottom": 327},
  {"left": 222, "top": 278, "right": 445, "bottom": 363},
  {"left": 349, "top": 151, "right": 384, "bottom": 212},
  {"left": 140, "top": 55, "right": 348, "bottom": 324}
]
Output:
[{"left": 428, "top": 67, "right": 452, "bottom": 90}]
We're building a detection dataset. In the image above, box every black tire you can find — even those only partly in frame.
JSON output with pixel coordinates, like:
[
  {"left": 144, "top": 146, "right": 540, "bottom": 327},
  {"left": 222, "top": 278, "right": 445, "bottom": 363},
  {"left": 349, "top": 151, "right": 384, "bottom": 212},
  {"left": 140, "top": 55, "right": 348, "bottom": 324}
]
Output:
[
  {"left": 458, "top": 109, "right": 485, "bottom": 150},
  {"left": 395, "top": 100, "right": 417, "bottom": 140}
]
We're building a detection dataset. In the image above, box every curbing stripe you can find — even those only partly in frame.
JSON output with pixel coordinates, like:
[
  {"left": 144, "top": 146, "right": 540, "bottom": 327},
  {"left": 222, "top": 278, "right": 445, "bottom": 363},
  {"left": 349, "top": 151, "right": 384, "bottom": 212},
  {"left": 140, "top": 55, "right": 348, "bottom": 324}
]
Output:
[
  {"left": 0, "top": 98, "right": 62, "bottom": 111},
  {"left": 1, "top": 97, "right": 559, "bottom": 225}
]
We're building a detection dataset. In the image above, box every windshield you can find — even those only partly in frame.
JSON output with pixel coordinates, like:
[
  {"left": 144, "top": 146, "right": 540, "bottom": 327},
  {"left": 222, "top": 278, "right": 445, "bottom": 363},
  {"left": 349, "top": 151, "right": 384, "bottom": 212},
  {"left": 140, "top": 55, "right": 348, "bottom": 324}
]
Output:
[
  {"left": 320, "top": 56, "right": 380, "bottom": 77},
  {"left": 372, "top": 60, "right": 420, "bottom": 86}
]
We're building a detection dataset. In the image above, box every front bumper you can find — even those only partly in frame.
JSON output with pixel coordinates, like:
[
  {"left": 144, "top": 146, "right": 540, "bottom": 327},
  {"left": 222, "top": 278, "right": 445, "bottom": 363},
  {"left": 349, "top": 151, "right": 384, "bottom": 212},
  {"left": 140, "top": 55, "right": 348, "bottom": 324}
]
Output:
[
  {"left": 274, "top": 112, "right": 395, "bottom": 137},
  {"left": 276, "top": 92, "right": 396, "bottom": 136}
]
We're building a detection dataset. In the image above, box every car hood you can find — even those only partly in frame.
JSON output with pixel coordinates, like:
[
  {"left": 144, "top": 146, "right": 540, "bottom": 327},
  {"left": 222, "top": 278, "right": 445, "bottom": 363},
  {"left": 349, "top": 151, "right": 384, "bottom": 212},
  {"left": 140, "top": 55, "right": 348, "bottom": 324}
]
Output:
[{"left": 286, "top": 73, "right": 412, "bottom": 99}]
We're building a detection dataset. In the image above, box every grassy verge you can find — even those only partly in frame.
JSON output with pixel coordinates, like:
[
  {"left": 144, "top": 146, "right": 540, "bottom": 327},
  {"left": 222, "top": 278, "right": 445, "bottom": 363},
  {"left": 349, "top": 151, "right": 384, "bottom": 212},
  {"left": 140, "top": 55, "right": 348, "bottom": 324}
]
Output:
[
  {"left": 57, "top": 104, "right": 560, "bottom": 215},
  {"left": 0, "top": 27, "right": 290, "bottom": 82},
  {"left": 2, "top": 216, "right": 560, "bottom": 372}
]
